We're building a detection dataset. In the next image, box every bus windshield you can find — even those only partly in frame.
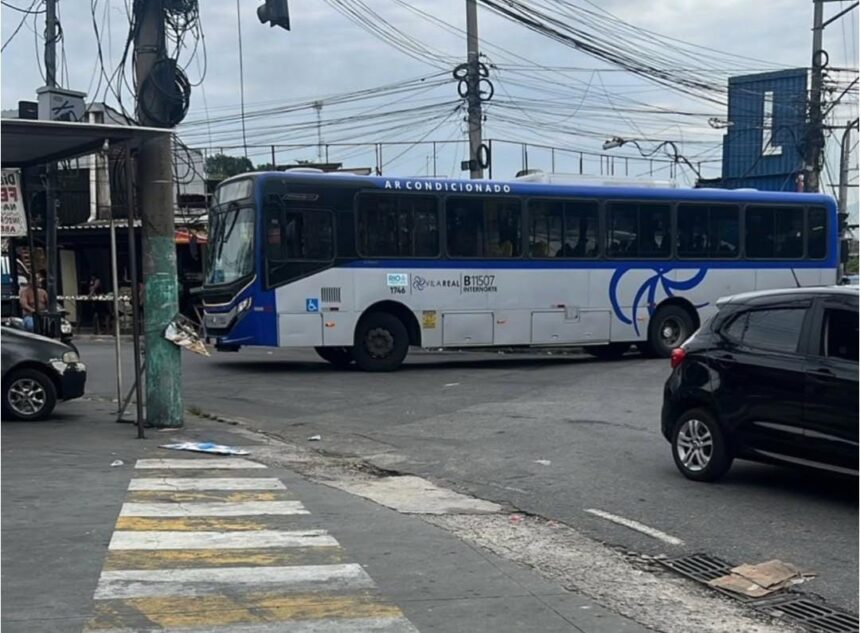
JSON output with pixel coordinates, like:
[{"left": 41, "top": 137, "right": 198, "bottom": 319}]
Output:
[{"left": 207, "top": 206, "right": 255, "bottom": 285}]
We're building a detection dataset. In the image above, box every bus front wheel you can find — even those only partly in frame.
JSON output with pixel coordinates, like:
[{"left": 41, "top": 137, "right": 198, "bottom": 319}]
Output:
[
  {"left": 353, "top": 312, "right": 409, "bottom": 372},
  {"left": 314, "top": 346, "right": 354, "bottom": 369},
  {"left": 647, "top": 304, "right": 695, "bottom": 358}
]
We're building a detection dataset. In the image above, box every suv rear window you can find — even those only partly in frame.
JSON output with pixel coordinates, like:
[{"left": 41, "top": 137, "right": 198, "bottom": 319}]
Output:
[{"left": 723, "top": 307, "right": 806, "bottom": 353}]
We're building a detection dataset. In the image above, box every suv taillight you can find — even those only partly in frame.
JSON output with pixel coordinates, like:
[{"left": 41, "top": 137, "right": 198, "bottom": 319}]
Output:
[{"left": 670, "top": 347, "right": 686, "bottom": 369}]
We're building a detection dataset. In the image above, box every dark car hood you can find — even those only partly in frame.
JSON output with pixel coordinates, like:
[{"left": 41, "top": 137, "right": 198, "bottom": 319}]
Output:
[{"left": 1, "top": 326, "right": 72, "bottom": 353}]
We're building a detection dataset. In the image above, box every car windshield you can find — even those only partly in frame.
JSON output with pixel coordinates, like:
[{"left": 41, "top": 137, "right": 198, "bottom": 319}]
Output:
[{"left": 206, "top": 206, "right": 255, "bottom": 285}]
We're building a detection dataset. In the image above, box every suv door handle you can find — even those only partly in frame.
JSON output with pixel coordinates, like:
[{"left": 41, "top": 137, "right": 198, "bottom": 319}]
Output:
[{"left": 810, "top": 366, "right": 834, "bottom": 376}]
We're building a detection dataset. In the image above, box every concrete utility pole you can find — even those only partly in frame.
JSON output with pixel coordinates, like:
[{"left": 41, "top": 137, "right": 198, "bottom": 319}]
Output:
[
  {"left": 805, "top": 0, "right": 826, "bottom": 193},
  {"left": 134, "top": 0, "right": 183, "bottom": 428},
  {"left": 44, "top": 0, "right": 58, "bottom": 317},
  {"left": 838, "top": 118, "right": 858, "bottom": 279},
  {"left": 465, "top": 0, "right": 484, "bottom": 179}
]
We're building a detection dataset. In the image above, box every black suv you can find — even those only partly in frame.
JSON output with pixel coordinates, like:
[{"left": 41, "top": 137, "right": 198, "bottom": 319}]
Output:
[{"left": 662, "top": 286, "right": 858, "bottom": 482}]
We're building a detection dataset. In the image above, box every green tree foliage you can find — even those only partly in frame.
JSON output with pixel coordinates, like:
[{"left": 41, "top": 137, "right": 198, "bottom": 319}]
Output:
[{"left": 204, "top": 154, "right": 254, "bottom": 181}]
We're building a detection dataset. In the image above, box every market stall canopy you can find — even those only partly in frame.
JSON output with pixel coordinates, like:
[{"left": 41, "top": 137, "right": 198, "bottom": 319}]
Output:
[{"left": 1, "top": 118, "right": 169, "bottom": 169}]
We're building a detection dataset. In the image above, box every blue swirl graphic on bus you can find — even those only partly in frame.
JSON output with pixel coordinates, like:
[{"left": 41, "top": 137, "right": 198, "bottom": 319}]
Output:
[{"left": 609, "top": 267, "right": 709, "bottom": 336}]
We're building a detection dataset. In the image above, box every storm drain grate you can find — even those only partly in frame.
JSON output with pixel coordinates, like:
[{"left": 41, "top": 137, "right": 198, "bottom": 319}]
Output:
[
  {"left": 755, "top": 596, "right": 859, "bottom": 633},
  {"left": 659, "top": 553, "right": 734, "bottom": 584}
]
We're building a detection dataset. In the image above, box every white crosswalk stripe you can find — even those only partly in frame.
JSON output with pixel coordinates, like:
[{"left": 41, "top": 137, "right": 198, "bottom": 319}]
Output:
[
  {"left": 86, "top": 456, "right": 419, "bottom": 632},
  {"left": 129, "top": 477, "right": 287, "bottom": 491},
  {"left": 109, "top": 528, "right": 339, "bottom": 550},
  {"left": 120, "top": 500, "right": 308, "bottom": 516},
  {"left": 94, "top": 564, "right": 375, "bottom": 599},
  {"left": 135, "top": 458, "right": 267, "bottom": 469}
]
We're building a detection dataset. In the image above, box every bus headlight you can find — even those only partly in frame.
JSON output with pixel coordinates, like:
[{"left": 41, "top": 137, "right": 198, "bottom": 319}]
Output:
[{"left": 237, "top": 297, "right": 253, "bottom": 313}]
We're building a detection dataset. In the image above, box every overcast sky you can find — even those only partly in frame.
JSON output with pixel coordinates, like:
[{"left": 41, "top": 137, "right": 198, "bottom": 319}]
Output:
[{"left": 1, "top": 0, "right": 857, "bottom": 196}]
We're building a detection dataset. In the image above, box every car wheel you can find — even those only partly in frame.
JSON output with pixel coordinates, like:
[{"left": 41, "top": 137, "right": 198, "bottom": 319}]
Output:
[
  {"left": 314, "top": 346, "right": 354, "bottom": 369},
  {"left": 671, "top": 408, "right": 732, "bottom": 482},
  {"left": 647, "top": 304, "right": 695, "bottom": 358},
  {"left": 353, "top": 312, "right": 409, "bottom": 372},
  {"left": 586, "top": 343, "right": 630, "bottom": 360},
  {"left": 3, "top": 368, "right": 58, "bottom": 421}
]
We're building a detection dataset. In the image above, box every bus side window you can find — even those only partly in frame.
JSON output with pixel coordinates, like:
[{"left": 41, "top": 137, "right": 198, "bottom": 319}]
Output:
[
  {"left": 527, "top": 200, "right": 562, "bottom": 258},
  {"left": 678, "top": 204, "right": 739, "bottom": 258},
  {"left": 357, "top": 194, "right": 438, "bottom": 258},
  {"left": 447, "top": 197, "right": 520, "bottom": 258},
  {"left": 607, "top": 202, "right": 638, "bottom": 257},
  {"left": 747, "top": 206, "right": 803, "bottom": 259}
]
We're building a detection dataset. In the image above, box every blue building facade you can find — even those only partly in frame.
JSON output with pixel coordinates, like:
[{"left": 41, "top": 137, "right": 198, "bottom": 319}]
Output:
[{"left": 720, "top": 69, "right": 808, "bottom": 191}]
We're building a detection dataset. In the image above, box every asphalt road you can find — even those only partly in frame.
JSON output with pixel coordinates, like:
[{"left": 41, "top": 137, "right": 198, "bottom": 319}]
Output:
[{"left": 79, "top": 340, "right": 858, "bottom": 613}]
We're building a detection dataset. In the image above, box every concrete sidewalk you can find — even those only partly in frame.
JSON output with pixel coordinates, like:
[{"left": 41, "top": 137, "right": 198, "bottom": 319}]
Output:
[{"left": 2, "top": 399, "right": 651, "bottom": 633}]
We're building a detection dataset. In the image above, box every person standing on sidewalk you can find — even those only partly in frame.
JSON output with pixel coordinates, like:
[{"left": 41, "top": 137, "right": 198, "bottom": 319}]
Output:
[
  {"left": 88, "top": 274, "right": 108, "bottom": 335},
  {"left": 18, "top": 279, "right": 47, "bottom": 332}
]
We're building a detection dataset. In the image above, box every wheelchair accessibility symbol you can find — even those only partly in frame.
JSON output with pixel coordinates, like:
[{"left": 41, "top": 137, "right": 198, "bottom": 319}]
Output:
[{"left": 306, "top": 298, "right": 319, "bottom": 313}]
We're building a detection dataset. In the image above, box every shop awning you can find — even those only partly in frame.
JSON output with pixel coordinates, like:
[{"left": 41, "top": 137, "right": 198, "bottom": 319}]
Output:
[{"left": 1, "top": 118, "right": 169, "bottom": 169}]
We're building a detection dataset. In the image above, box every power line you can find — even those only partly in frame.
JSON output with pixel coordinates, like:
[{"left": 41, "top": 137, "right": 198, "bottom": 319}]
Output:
[{"left": 2, "top": 0, "right": 42, "bottom": 51}]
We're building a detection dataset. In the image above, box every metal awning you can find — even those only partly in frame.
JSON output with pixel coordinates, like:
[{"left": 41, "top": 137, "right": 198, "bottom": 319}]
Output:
[{"left": 1, "top": 118, "right": 169, "bottom": 168}]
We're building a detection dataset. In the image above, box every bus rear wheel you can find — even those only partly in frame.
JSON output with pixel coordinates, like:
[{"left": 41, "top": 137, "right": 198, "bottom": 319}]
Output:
[
  {"left": 353, "top": 312, "right": 409, "bottom": 372},
  {"left": 647, "top": 304, "right": 695, "bottom": 358},
  {"left": 314, "top": 346, "right": 354, "bottom": 369}
]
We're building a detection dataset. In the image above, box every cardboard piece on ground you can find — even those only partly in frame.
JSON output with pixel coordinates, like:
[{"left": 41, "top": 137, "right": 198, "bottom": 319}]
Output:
[
  {"left": 708, "top": 559, "right": 814, "bottom": 598},
  {"left": 708, "top": 573, "right": 772, "bottom": 598},
  {"left": 733, "top": 560, "right": 805, "bottom": 588}
]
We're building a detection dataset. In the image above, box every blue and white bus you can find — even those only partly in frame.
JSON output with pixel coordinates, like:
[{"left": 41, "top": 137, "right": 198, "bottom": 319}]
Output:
[{"left": 202, "top": 171, "right": 838, "bottom": 370}]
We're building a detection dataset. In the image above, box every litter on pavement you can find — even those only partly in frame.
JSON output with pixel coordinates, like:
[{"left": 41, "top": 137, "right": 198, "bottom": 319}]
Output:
[
  {"left": 708, "top": 559, "right": 815, "bottom": 597},
  {"left": 109, "top": 459, "right": 124, "bottom": 467},
  {"left": 159, "top": 442, "right": 250, "bottom": 456},
  {"left": 307, "top": 434, "right": 322, "bottom": 441}
]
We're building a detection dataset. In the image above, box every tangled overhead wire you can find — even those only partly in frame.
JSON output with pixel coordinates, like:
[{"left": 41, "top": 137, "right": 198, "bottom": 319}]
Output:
[{"left": 138, "top": 57, "right": 192, "bottom": 127}]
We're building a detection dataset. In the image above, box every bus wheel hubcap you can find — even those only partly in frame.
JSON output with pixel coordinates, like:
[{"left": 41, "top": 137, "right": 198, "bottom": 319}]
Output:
[
  {"left": 366, "top": 328, "right": 394, "bottom": 358},
  {"left": 661, "top": 318, "right": 683, "bottom": 347}
]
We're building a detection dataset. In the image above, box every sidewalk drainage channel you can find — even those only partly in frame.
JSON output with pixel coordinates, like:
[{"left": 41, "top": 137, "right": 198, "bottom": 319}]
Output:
[{"left": 660, "top": 554, "right": 859, "bottom": 633}]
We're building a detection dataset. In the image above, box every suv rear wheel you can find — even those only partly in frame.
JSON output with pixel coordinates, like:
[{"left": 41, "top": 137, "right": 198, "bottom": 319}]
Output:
[{"left": 671, "top": 408, "right": 732, "bottom": 482}]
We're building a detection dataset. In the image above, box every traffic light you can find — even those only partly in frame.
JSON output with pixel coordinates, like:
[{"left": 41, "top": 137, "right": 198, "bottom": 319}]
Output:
[{"left": 257, "top": 0, "right": 290, "bottom": 30}]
